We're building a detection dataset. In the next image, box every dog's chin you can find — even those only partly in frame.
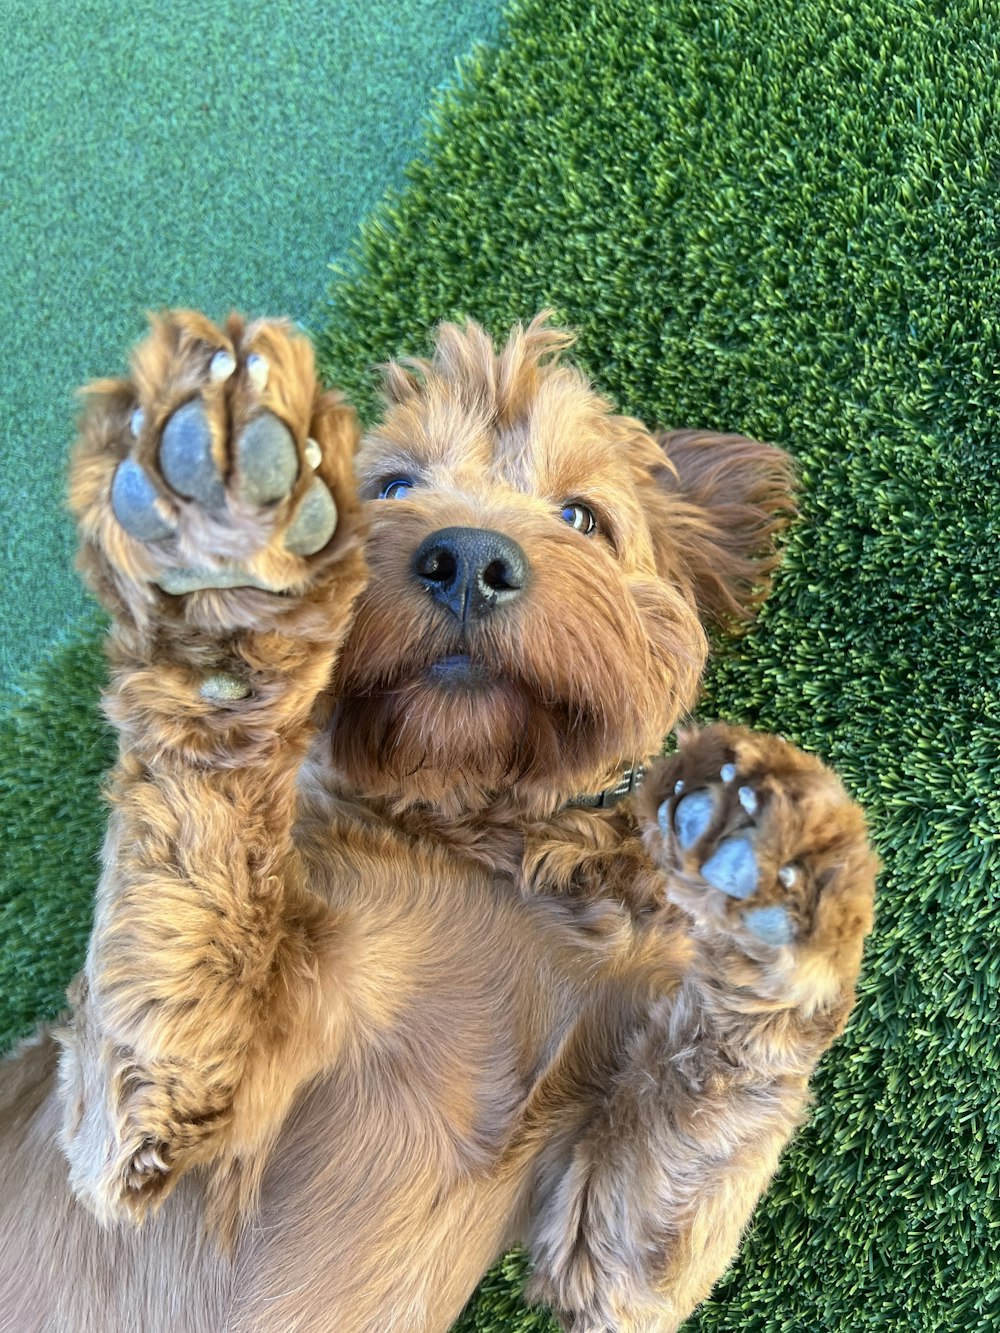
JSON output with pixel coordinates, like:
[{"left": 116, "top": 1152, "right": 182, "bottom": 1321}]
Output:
[
  {"left": 423, "top": 654, "right": 496, "bottom": 689},
  {"left": 327, "top": 664, "right": 622, "bottom": 812}
]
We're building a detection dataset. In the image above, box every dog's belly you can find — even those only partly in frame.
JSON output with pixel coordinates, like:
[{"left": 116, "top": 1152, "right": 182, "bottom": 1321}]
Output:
[{"left": 224, "top": 819, "right": 632, "bottom": 1331}]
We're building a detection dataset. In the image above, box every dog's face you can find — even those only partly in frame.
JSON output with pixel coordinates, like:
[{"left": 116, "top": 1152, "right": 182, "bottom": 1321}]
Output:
[{"left": 329, "top": 317, "right": 795, "bottom": 814}]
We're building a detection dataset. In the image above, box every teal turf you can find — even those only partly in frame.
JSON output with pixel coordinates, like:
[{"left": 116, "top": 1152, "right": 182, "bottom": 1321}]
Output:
[{"left": 0, "top": 0, "right": 501, "bottom": 685}]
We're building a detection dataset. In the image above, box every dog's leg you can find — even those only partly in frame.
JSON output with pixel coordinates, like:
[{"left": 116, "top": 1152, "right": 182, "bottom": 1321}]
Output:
[
  {"left": 527, "top": 725, "right": 877, "bottom": 1332},
  {"left": 59, "top": 311, "right": 367, "bottom": 1223}
]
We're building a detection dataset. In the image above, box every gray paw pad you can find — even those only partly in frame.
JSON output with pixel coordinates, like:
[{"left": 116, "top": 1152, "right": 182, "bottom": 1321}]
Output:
[
  {"left": 161, "top": 399, "right": 225, "bottom": 508},
  {"left": 743, "top": 905, "right": 793, "bottom": 945},
  {"left": 701, "top": 837, "right": 759, "bottom": 899},
  {"left": 111, "top": 458, "right": 174, "bottom": 541},
  {"left": 284, "top": 476, "right": 337, "bottom": 555},
  {"left": 670, "top": 790, "right": 716, "bottom": 849},
  {"left": 158, "top": 566, "right": 261, "bottom": 595},
  {"left": 236, "top": 412, "right": 299, "bottom": 505}
]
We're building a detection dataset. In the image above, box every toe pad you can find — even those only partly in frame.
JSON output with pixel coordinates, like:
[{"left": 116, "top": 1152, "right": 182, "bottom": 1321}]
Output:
[
  {"left": 111, "top": 459, "right": 174, "bottom": 541},
  {"left": 236, "top": 412, "right": 299, "bottom": 505},
  {"left": 743, "top": 905, "right": 794, "bottom": 945},
  {"left": 284, "top": 477, "right": 338, "bottom": 555},
  {"left": 669, "top": 790, "right": 716, "bottom": 849},
  {"left": 161, "top": 400, "right": 225, "bottom": 508},
  {"left": 700, "top": 837, "right": 759, "bottom": 899}
]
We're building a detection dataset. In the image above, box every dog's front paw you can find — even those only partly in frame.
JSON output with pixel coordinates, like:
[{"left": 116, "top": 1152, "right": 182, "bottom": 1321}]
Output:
[
  {"left": 59, "top": 1003, "right": 232, "bottom": 1224},
  {"left": 641, "top": 726, "right": 877, "bottom": 991},
  {"left": 70, "top": 310, "right": 361, "bottom": 608}
]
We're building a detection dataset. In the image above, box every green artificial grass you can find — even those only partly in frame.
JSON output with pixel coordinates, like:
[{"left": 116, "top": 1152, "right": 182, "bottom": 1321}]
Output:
[
  {"left": 2, "top": 0, "right": 998, "bottom": 1329},
  {"left": 0, "top": 0, "right": 501, "bottom": 686},
  {"left": 0, "top": 619, "right": 113, "bottom": 1046}
]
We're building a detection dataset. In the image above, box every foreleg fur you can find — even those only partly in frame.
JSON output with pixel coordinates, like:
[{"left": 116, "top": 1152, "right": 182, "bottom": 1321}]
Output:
[
  {"left": 59, "top": 311, "right": 367, "bottom": 1221},
  {"left": 528, "top": 726, "right": 877, "bottom": 1331}
]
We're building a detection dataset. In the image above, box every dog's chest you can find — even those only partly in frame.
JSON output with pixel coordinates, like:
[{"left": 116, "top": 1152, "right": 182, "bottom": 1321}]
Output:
[{"left": 307, "top": 809, "right": 650, "bottom": 1107}]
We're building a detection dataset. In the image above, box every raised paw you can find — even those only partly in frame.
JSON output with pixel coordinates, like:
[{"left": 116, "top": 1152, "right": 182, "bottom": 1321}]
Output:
[
  {"left": 640, "top": 726, "right": 877, "bottom": 982},
  {"left": 70, "top": 310, "right": 361, "bottom": 602}
]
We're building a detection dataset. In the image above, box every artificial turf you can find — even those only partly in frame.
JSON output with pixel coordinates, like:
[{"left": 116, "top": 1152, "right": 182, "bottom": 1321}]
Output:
[{"left": 2, "top": 0, "right": 998, "bottom": 1329}]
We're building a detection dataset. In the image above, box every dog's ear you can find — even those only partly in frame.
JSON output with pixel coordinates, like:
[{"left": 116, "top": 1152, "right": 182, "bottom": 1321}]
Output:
[{"left": 629, "top": 427, "right": 798, "bottom": 632}]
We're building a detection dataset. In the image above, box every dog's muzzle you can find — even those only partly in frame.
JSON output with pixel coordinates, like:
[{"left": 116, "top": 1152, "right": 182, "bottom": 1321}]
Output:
[{"left": 412, "top": 527, "right": 528, "bottom": 623}]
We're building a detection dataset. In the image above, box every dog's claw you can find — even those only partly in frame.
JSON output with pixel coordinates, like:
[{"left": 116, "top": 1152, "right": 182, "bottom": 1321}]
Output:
[
  {"left": 284, "top": 476, "right": 337, "bottom": 555},
  {"left": 161, "top": 399, "right": 225, "bottom": 508},
  {"left": 130, "top": 407, "right": 145, "bottom": 437},
  {"left": 236, "top": 411, "right": 299, "bottom": 505},
  {"left": 672, "top": 790, "right": 716, "bottom": 849},
  {"left": 129, "top": 1144, "right": 169, "bottom": 1181},
  {"left": 720, "top": 763, "right": 737, "bottom": 784},
  {"left": 700, "top": 837, "right": 759, "bottom": 899},
  {"left": 738, "top": 785, "right": 758, "bottom": 816},
  {"left": 778, "top": 864, "right": 799, "bottom": 889},
  {"left": 111, "top": 458, "right": 175, "bottom": 541},
  {"left": 246, "top": 352, "right": 269, "bottom": 389},
  {"left": 304, "top": 437, "right": 322, "bottom": 471},
  {"left": 209, "top": 349, "right": 236, "bottom": 382}
]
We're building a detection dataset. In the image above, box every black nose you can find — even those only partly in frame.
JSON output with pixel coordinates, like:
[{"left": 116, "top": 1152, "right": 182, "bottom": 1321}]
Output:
[{"left": 412, "top": 527, "right": 528, "bottom": 622}]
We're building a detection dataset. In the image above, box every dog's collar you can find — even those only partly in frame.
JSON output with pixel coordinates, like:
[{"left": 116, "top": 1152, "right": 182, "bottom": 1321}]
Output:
[{"left": 567, "top": 764, "right": 645, "bottom": 810}]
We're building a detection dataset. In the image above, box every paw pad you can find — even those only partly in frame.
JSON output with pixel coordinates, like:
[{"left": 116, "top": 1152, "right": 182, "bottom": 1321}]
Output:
[
  {"left": 161, "top": 399, "right": 225, "bottom": 508},
  {"left": 700, "top": 837, "right": 759, "bottom": 899},
  {"left": 199, "top": 671, "right": 252, "bottom": 702},
  {"left": 283, "top": 476, "right": 338, "bottom": 556},
  {"left": 668, "top": 789, "right": 716, "bottom": 849},
  {"left": 109, "top": 357, "right": 339, "bottom": 586},
  {"left": 111, "top": 458, "right": 175, "bottom": 541},
  {"left": 742, "top": 904, "right": 793, "bottom": 945},
  {"left": 236, "top": 412, "right": 299, "bottom": 505}
]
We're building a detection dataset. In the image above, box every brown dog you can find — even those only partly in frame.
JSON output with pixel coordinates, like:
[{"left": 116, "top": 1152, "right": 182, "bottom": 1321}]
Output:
[{"left": 0, "top": 313, "right": 876, "bottom": 1332}]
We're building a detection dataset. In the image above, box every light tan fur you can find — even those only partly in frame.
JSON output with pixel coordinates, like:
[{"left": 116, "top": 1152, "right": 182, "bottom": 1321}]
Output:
[{"left": 0, "top": 313, "right": 876, "bottom": 1332}]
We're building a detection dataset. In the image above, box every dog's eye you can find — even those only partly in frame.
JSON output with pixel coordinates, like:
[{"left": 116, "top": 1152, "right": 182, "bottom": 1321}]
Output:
[
  {"left": 559, "top": 502, "right": 597, "bottom": 535},
  {"left": 378, "top": 478, "right": 414, "bottom": 500}
]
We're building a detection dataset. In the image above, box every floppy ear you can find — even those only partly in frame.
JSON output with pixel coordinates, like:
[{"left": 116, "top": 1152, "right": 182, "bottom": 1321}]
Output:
[{"left": 632, "top": 428, "right": 798, "bottom": 632}]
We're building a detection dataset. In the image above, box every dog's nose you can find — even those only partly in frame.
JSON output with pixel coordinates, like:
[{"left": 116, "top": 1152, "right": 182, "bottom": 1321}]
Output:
[{"left": 412, "top": 527, "right": 528, "bottom": 622}]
